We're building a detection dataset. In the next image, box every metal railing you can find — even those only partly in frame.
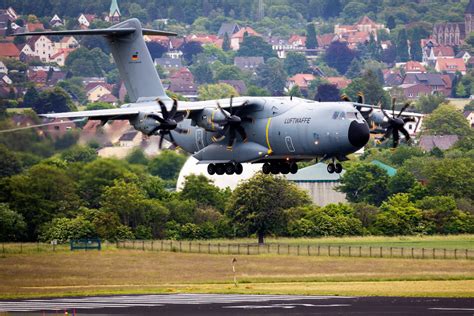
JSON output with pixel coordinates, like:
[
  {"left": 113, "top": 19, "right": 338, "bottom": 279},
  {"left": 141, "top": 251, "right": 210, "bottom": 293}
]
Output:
[{"left": 116, "top": 240, "right": 473, "bottom": 260}]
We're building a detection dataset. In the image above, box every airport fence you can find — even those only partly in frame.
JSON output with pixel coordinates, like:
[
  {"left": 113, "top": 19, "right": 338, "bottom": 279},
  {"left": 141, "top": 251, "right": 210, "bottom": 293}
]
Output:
[
  {"left": 0, "top": 241, "right": 114, "bottom": 255},
  {"left": 116, "top": 240, "right": 474, "bottom": 261}
]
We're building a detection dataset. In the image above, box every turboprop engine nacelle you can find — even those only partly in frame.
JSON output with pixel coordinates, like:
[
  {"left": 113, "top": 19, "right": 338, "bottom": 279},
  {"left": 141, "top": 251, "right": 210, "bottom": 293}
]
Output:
[
  {"left": 194, "top": 107, "right": 228, "bottom": 132},
  {"left": 130, "top": 112, "right": 160, "bottom": 135}
]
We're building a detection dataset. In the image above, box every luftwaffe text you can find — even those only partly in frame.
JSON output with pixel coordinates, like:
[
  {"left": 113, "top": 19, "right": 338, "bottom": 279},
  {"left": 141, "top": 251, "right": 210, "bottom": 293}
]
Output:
[{"left": 284, "top": 117, "right": 311, "bottom": 124}]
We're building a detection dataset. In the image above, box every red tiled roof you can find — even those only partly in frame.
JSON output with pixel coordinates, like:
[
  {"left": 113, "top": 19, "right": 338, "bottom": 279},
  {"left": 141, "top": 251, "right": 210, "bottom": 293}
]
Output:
[
  {"left": 232, "top": 27, "right": 260, "bottom": 39},
  {"left": 433, "top": 45, "right": 455, "bottom": 57},
  {"left": 436, "top": 58, "right": 466, "bottom": 73},
  {"left": 0, "top": 42, "right": 20, "bottom": 58},
  {"left": 288, "top": 73, "right": 315, "bottom": 89},
  {"left": 356, "top": 16, "right": 377, "bottom": 26},
  {"left": 326, "top": 76, "right": 352, "bottom": 89},
  {"left": 317, "top": 33, "right": 336, "bottom": 47},
  {"left": 405, "top": 61, "right": 426, "bottom": 73},
  {"left": 288, "top": 35, "right": 306, "bottom": 46},
  {"left": 27, "top": 22, "right": 44, "bottom": 32}
]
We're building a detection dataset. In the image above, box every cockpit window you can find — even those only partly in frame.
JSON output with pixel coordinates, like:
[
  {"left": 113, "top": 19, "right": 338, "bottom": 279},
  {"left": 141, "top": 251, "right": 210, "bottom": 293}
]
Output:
[
  {"left": 346, "top": 112, "right": 357, "bottom": 119},
  {"left": 339, "top": 112, "right": 346, "bottom": 120},
  {"left": 332, "top": 111, "right": 339, "bottom": 119}
]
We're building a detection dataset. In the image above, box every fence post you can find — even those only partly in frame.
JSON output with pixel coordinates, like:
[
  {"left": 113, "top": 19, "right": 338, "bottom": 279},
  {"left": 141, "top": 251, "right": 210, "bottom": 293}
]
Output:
[
  {"left": 142, "top": 240, "right": 145, "bottom": 251},
  {"left": 189, "top": 242, "right": 192, "bottom": 253},
  {"left": 297, "top": 245, "right": 300, "bottom": 256},
  {"left": 455, "top": 249, "right": 458, "bottom": 259},
  {"left": 217, "top": 243, "right": 220, "bottom": 254},
  {"left": 307, "top": 245, "right": 310, "bottom": 256},
  {"left": 247, "top": 244, "right": 250, "bottom": 255},
  {"left": 390, "top": 247, "right": 392, "bottom": 258},
  {"left": 198, "top": 243, "right": 201, "bottom": 253},
  {"left": 237, "top": 244, "right": 240, "bottom": 254},
  {"left": 161, "top": 240, "right": 164, "bottom": 251},
  {"left": 20, "top": 242, "right": 22, "bottom": 254},
  {"left": 349, "top": 246, "right": 351, "bottom": 257},
  {"left": 338, "top": 246, "right": 341, "bottom": 256},
  {"left": 288, "top": 244, "right": 290, "bottom": 255},
  {"left": 318, "top": 245, "right": 320, "bottom": 256},
  {"left": 278, "top": 244, "right": 280, "bottom": 255},
  {"left": 411, "top": 248, "right": 414, "bottom": 259},
  {"left": 422, "top": 248, "right": 425, "bottom": 259},
  {"left": 329, "top": 246, "right": 331, "bottom": 256},
  {"left": 401, "top": 247, "right": 404, "bottom": 258},
  {"left": 369, "top": 247, "right": 372, "bottom": 257},
  {"left": 267, "top": 244, "right": 270, "bottom": 254},
  {"left": 466, "top": 249, "right": 468, "bottom": 260},
  {"left": 444, "top": 248, "right": 446, "bottom": 259},
  {"left": 380, "top": 247, "right": 382, "bottom": 258},
  {"left": 228, "top": 244, "right": 230, "bottom": 254},
  {"left": 359, "top": 246, "right": 362, "bottom": 257},
  {"left": 433, "top": 248, "right": 435, "bottom": 259},
  {"left": 257, "top": 244, "right": 260, "bottom": 255},
  {"left": 208, "top": 243, "right": 211, "bottom": 254},
  {"left": 151, "top": 241, "right": 154, "bottom": 251}
]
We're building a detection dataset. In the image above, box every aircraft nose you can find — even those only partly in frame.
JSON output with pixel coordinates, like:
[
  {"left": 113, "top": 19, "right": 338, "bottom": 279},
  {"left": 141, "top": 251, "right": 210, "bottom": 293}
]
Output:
[{"left": 348, "top": 120, "right": 370, "bottom": 148}]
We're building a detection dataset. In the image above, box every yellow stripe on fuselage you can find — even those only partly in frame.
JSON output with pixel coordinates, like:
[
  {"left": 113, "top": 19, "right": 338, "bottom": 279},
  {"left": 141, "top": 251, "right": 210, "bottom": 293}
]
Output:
[{"left": 265, "top": 117, "right": 273, "bottom": 154}]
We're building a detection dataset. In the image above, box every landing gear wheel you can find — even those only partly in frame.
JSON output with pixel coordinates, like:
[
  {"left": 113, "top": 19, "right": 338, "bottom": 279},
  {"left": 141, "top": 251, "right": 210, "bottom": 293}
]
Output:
[
  {"left": 270, "top": 163, "right": 280, "bottom": 174},
  {"left": 215, "top": 164, "right": 225, "bottom": 175},
  {"left": 289, "top": 162, "right": 298, "bottom": 174},
  {"left": 335, "top": 163, "right": 343, "bottom": 174},
  {"left": 262, "top": 162, "right": 271, "bottom": 174},
  {"left": 225, "top": 163, "right": 235, "bottom": 175},
  {"left": 207, "top": 163, "right": 216, "bottom": 175},
  {"left": 327, "top": 163, "right": 335, "bottom": 174},
  {"left": 280, "top": 163, "right": 290, "bottom": 174},
  {"left": 235, "top": 163, "right": 243, "bottom": 175}
]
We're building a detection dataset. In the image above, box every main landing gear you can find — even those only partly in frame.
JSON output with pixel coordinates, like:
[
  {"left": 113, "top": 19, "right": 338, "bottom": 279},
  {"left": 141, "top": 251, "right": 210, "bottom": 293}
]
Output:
[
  {"left": 327, "top": 161, "right": 343, "bottom": 174},
  {"left": 262, "top": 161, "right": 298, "bottom": 175},
  {"left": 207, "top": 162, "right": 243, "bottom": 175}
]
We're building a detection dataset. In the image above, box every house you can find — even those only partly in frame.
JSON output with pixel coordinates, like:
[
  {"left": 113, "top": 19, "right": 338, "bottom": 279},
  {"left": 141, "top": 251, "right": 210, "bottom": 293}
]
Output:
[
  {"left": 398, "top": 83, "right": 433, "bottom": 100},
  {"left": 326, "top": 77, "right": 352, "bottom": 90},
  {"left": 144, "top": 34, "right": 171, "bottom": 47},
  {"left": 286, "top": 163, "right": 347, "bottom": 206},
  {"left": 402, "top": 73, "right": 452, "bottom": 97},
  {"left": 317, "top": 33, "right": 338, "bottom": 48},
  {"left": 98, "top": 93, "right": 118, "bottom": 105},
  {"left": 1, "top": 74, "right": 12, "bottom": 85},
  {"left": 86, "top": 82, "right": 113, "bottom": 102},
  {"left": 383, "top": 69, "right": 404, "bottom": 87},
  {"left": 28, "top": 69, "right": 48, "bottom": 85},
  {"left": 218, "top": 80, "right": 247, "bottom": 95},
  {"left": 18, "top": 43, "right": 34, "bottom": 57},
  {"left": 230, "top": 26, "right": 261, "bottom": 50},
  {"left": 432, "top": 0, "right": 474, "bottom": 46},
  {"left": 0, "top": 7, "right": 18, "bottom": 21},
  {"left": 217, "top": 22, "right": 240, "bottom": 38},
  {"left": 287, "top": 73, "right": 315, "bottom": 92},
  {"left": 78, "top": 14, "right": 96, "bottom": 28},
  {"left": 106, "top": 0, "right": 121, "bottom": 23},
  {"left": 435, "top": 58, "right": 467, "bottom": 75},
  {"left": 0, "top": 61, "right": 7, "bottom": 74},
  {"left": 27, "top": 35, "right": 55, "bottom": 63},
  {"left": 154, "top": 57, "right": 182, "bottom": 70},
  {"left": 54, "top": 36, "right": 79, "bottom": 50},
  {"left": 118, "top": 130, "right": 141, "bottom": 147},
  {"left": 168, "top": 79, "right": 198, "bottom": 100},
  {"left": 419, "top": 135, "right": 459, "bottom": 151},
  {"left": 186, "top": 34, "right": 222, "bottom": 47},
  {"left": 405, "top": 61, "right": 426, "bottom": 73},
  {"left": 234, "top": 56, "right": 264, "bottom": 71},
  {"left": 169, "top": 67, "right": 194, "bottom": 82},
  {"left": 26, "top": 22, "right": 44, "bottom": 32},
  {"left": 456, "top": 50, "right": 471, "bottom": 64},
  {"left": 41, "top": 118, "right": 76, "bottom": 139},
  {"left": 50, "top": 14, "right": 63, "bottom": 27},
  {"left": 268, "top": 35, "right": 306, "bottom": 58},
  {"left": 49, "top": 48, "right": 74, "bottom": 66},
  {"left": 288, "top": 35, "right": 306, "bottom": 47},
  {"left": 464, "top": 111, "right": 474, "bottom": 128},
  {"left": 335, "top": 16, "right": 389, "bottom": 41},
  {"left": 0, "top": 42, "right": 20, "bottom": 59}
]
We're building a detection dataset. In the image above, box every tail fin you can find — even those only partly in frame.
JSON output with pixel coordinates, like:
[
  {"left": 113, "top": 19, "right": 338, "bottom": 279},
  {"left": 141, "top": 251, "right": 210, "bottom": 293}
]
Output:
[{"left": 16, "top": 18, "right": 176, "bottom": 103}]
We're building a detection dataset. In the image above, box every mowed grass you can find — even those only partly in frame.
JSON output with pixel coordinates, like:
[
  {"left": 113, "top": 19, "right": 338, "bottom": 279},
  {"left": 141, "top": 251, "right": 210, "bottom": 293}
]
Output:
[
  {"left": 0, "top": 249, "right": 473, "bottom": 299},
  {"left": 206, "top": 235, "right": 474, "bottom": 250}
]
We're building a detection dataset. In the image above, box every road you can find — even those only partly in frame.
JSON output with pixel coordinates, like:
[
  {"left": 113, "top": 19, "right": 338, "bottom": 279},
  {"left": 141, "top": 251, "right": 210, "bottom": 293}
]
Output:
[{"left": 0, "top": 294, "right": 473, "bottom": 315}]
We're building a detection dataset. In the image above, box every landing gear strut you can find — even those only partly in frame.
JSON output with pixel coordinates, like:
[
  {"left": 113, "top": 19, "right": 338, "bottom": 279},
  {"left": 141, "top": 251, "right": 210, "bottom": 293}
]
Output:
[
  {"left": 207, "top": 162, "right": 243, "bottom": 175},
  {"left": 262, "top": 161, "right": 298, "bottom": 175}
]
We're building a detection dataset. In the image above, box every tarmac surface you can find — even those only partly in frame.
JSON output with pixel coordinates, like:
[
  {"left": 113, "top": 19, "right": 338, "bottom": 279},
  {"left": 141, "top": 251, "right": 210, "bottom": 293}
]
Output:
[{"left": 0, "top": 294, "right": 473, "bottom": 315}]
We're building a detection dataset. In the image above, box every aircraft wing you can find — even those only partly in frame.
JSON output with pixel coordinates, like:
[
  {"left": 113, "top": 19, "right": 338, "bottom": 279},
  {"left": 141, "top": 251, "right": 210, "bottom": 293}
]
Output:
[{"left": 40, "top": 107, "right": 142, "bottom": 121}]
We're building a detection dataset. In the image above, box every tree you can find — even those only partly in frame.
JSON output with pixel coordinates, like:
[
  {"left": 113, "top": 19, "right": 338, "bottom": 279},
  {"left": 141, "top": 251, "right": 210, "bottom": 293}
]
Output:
[
  {"left": 345, "top": 58, "right": 363, "bottom": 79},
  {"left": 396, "top": 29, "right": 409, "bottom": 62},
  {"left": 180, "top": 174, "right": 227, "bottom": 211},
  {"left": 387, "top": 168, "right": 417, "bottom": 196},
  {"left": 0, "top": 145, "right": 22, "bottom": 177},
  {"left": 415, "top": 94, "right": 446, "bottom": 113},
  {"left": 237, "top": 36, "right": 276, "bottom": 60},
  {"left": 283, "top": 52, "right": 310, "bottom": 76},
  {"left": 424, "top": 104, "right": 471, "bottom": 136},
  {"left": 126, "top": 148, "right": 149, "bottom": 165},
  {"left": 146, "top": 42, "right": 167, "bottom": 59},
  {"left": 33, "top": 87, "right": 75, "bottom": 114},
  {"left": 374, "top": 193, "right": 423, "bottom": 235},
  {"left": 0, "top": 203, "right": 26, "bottom": 241},
  {"left": 386, "top": 15, "right": 396, "bottom": 30},
  {"left": 198, "top": 83, "right": 238, "bottom": 100},
  {"left": 288, "top": 85, "right": 303, "bottom": 98},
  {"left": 191, "top": 61, "right": 214, "bottom": 84},
  {"left": 23, "top": 86, "right": 40, "bottom": 108},
  {"left": 61, "top": 145, "right": 97, "bottom": 163},
  {"left": 86, "top": 102, "right": 114, "bottom": 110},
  {"left": 344, "top": 70, "right": 389, "bottom": 106},
  {"left": 254, "top": 58, "right": 287, "bottom": 96},
  {"left": 322, "top": 0, "right": 342, "bottom": 18},
  {"left": 338, "top": 163, "right": 390, "bottom": 206},
  {"left": 181, "top": 41, "right": 203, "bottom": 64},
  {"left": 222, "top": 32, "right": 231, "bottom": 51},
  {"left": 410, "top": 38, "right": 422, "bottom": 61},
  {"left": 315, "top": 83, "right": 341, "bottom": 101},
  {"left": 306, "top": 23, "right": 318, "bottom": 49},
  {"left": 8, "top": 164, "right": 81, "bottom": 240},
  {"left": 40, "top": 216, "right": 95, "bottom": 243},
  {"left": 213, "top": 65, "right": 243, "bottom": 81},
  {"left": 227, "top": 173, "right": 311, "bottom": 244},
  {"left": 148, "top": 151, "right": 187, "bottom": 180},
  {"left": 324, "top": 41, "right": 356, "bottom": 74}
]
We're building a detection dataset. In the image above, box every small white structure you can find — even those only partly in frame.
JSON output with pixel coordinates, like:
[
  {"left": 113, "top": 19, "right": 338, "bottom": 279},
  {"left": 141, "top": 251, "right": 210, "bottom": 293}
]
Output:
[
  {"left": 176, "top": 157, "right": 261, "bottom": 191},
  {"left": 0, "top": 61, "right": 8, "bottom": 74},
  {"left": 286, "top": 163, "right": 347, "bottom": 206}
]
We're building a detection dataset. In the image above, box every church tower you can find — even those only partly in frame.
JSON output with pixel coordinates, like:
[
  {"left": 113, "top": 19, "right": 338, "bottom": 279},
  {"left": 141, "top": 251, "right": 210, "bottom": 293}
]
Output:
[
  {"left": 465, "top": 0, "right": 474, "bottom": 35},
  {"left": 109, "top": 0, "right": 121, "bottom": 24}
]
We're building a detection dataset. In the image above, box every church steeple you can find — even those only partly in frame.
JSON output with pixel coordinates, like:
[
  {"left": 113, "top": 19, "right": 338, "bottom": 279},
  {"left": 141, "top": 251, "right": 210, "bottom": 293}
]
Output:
[{"left": 109, "top": 0, "right": 121, "bottom": 23}]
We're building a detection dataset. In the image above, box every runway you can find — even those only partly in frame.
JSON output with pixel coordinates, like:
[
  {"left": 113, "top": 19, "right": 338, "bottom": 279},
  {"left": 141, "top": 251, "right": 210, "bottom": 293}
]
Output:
[{"left": 0, "top": 294, "right": 473, "bottom": 315}]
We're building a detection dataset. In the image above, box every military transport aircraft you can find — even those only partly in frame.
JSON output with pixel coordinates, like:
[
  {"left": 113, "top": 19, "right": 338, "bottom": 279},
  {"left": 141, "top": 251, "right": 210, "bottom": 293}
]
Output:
[{"left": 16, "top": 18, "right": 421, "bottom": 176}]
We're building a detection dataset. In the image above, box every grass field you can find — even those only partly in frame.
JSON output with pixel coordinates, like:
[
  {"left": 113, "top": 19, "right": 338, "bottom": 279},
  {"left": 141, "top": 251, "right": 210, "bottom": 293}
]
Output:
[{"left": 1, "top": 249, "right": 473, "bottom": 299}]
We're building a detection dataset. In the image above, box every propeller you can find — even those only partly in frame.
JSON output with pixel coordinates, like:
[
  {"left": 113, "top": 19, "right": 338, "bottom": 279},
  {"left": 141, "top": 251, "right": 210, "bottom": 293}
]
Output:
[
  {"left": 212, "top": 96, "right": 252, "bottom": 149},
  {"left": 378, "top": 98, "right": 415, "bottom": 148},
  {"left": 147, "top": 98, "right": 188, "bottom": 149}
]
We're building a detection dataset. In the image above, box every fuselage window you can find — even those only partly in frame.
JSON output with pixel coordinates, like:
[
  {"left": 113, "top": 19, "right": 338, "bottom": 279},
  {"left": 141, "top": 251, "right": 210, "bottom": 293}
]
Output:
[{"left": 332, "top": 111, "right": 339, "bottom": 119}]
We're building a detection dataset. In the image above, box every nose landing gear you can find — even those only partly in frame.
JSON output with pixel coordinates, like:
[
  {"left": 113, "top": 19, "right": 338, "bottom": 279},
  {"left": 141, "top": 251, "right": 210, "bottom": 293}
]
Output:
[{"left": 327, "top": 161, "right": 343, "bottom": 174}]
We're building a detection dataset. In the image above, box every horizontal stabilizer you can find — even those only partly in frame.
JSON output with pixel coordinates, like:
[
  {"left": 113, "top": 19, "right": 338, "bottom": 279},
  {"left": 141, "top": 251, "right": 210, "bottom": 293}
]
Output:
[{"left": 14, "top": 28, "right": 177, "bottom": 37}]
